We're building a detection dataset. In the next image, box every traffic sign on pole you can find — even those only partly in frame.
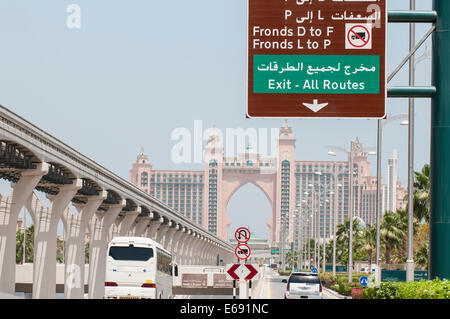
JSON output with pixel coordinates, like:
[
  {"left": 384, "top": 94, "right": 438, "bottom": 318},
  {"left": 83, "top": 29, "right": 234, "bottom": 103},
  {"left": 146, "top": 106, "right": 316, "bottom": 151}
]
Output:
[
  {"left": 226, "top": 264, "right": 260, "bottom": 281},
  {"left": 235, "top": 227, "right": 251, "bottom": 244},
  {"left": 235, "top": 244, "right": 251, "bottom": 260},
  {"left": 247, "top": 0, "right": 386, "bottom": 118},
  {"left": 226, "top": 264, "right": 241, "bottom": 280},
  {"left": 359, "top": 276, "right": 369, "bottom": 287}
]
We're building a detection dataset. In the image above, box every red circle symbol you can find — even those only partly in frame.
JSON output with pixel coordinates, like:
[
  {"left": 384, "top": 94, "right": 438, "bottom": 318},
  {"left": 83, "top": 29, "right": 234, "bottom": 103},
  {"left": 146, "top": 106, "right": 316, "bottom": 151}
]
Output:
[
  {"left": 235, "top": 244, "right": 251, "bottom": 260},
  {"left": 347, "top": 25, "right": 371, "bottom": 48},
  {"left": 235, "top": 227, "right": 251, "bottom": 243}
]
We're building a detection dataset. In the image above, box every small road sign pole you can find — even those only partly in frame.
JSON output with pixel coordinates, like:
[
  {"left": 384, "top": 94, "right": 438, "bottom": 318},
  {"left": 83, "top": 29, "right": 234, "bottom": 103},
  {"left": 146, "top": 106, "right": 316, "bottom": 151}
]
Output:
[{"left": 430, "top": 0, "right": 450, "bottom": 280}]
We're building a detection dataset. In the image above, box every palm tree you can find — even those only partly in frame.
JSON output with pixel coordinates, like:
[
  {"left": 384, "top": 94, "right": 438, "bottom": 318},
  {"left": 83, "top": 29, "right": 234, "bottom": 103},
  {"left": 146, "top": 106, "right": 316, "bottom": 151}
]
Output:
[
  {"left": 359, "top": 225, "right": 376, "bottom": 265},
  {"left": 286, "top": 251, "right": 298, "bottom": 269},
  {"left": 414, "top": 243, "right": 428, "bottom": 269},
  {"left": 413, "top": 164, "right": 430, "bottom": 223},
  {"left": 16, "top": 225, "right": 34, "bottom": 263},
  {"left": 335, "top": 218, "right": 362, "bottom": 265},
  {"left": 380, "top": 210, "right": 407, "bottom": 265}
]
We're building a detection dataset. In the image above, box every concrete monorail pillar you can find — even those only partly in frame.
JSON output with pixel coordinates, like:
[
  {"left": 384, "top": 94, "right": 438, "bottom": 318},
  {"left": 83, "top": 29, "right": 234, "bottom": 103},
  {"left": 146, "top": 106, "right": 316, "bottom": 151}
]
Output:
[
  {"left": 0, "top": 163, "right": 47, "bottom": 295},
  {"left": 31, "top": 180, "right": 82, "bottom": 299},
  {"left": 162, "top": 224, "right": 178, "bottom": 251},
  {"left": 87, "top": 201, "right": 125, "bottom": 299},
  {"left": 118, "top": 209, "right": 140, "bottom": 236},
  {"left": 133, "top": 216, "right": 151, "bottom": 237},
  {"left": 63, "top": 192, "right": 106, "bottom": 299},
  {"left": 155, "top": 222, "right": 172, "bottom": 245},
  {"left": 169, "top": 227, "right": 186, "bottom": 258},
  {"left": 146, "top": 217, "right": 163, "bottom": 240}
]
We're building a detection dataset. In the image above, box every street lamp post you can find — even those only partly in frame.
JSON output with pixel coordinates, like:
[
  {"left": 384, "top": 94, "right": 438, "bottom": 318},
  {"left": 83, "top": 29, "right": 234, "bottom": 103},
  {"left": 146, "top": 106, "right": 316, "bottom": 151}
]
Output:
[
  {"left": 327, "top": 139, "right": 376, "bottom": 282},
  {"left": 375, "top": 114, "right": 408, "bottom": 282},
  {"left": 294, "top": 203, "right": 301, "bottom": 270},
  {"left": 324, "top": 154, "right": 349, "bottom": 277},
  {"left": 308, "top": 184, "right": 319, "bottom": 269},
  {"left": 323, "top": 199, "right": 330, "bottom": 273},
  {"left": 309, "top": 176, "right": 333, "bottom": 272},
  {"left": 348, "top": 142, "right": 355, "bottom": 282},
  {"left": 280, "top": 214, "right": 287, "bottom": 271},
  {"left": 302, "top": 194, "right": 313, "bottom": 270}
]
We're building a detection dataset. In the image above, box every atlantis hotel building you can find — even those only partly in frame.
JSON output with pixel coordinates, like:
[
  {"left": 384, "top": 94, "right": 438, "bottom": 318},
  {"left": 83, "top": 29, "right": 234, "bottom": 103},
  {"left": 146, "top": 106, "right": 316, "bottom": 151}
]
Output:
[{"left": 130, "top": 121, "right": 406, "bottom": 249}]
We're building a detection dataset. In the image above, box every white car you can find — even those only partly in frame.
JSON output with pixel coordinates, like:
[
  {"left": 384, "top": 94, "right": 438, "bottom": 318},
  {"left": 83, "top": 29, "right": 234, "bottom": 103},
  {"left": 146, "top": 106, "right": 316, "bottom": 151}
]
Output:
[{"left": 283, "top": 272, "right": 323, "bottom": 299}]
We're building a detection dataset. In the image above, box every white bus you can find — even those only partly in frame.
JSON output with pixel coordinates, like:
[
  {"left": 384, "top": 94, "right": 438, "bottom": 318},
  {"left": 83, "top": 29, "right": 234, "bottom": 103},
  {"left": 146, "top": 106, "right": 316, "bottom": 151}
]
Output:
[{"left": 104, "top": 236, "right": 176, "bottom": 299}]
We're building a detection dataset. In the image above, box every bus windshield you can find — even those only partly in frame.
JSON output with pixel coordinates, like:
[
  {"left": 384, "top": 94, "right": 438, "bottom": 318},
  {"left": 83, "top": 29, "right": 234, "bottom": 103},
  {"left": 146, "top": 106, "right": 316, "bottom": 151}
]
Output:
[{"left": 109, "top": 245, "right": 154, "bottom": 261}]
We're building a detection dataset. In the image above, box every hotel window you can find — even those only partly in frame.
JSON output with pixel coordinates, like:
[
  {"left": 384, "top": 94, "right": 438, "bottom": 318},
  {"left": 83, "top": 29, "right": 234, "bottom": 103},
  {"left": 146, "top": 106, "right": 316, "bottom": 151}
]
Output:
[{"left": 140, "top": 171, "right": 148, "bottom": 187}]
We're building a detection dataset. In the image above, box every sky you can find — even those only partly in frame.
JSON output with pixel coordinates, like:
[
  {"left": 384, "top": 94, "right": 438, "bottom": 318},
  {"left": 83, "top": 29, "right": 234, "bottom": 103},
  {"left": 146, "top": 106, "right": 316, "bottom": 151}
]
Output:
[{"left": 0, "top": 0, "right": 434, "bottom": 239}]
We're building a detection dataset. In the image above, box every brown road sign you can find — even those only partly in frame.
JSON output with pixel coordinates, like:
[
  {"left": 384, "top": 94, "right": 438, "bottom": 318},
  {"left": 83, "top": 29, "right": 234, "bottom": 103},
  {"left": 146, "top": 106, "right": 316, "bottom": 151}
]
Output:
[
  {"left": 247, "top": 0, "right": 386, "bottom": 118},
  {"left": 181, "top": 274, "right": 207, "bottom": 288}
]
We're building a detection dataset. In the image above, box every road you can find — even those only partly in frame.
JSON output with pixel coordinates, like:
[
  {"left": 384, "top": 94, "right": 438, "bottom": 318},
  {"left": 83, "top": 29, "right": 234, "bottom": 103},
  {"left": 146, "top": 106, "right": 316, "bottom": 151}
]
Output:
[
  {"left": 256, "top": 267, "right": 340, "bottom": 299},
  {"left": 175, "top": 266, "right": 342, "bottom": 299}
]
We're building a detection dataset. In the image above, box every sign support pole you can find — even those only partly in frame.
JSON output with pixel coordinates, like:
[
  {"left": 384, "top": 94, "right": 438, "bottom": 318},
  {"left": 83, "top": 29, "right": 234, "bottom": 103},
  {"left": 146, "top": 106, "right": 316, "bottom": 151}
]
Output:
[
  {"left": 233, "top": 280, "right": 236, "bottom": 299},
  {"left": 405, "top": 0, "right": 416, "bottom": 283},
  {"left": 430, "top": 0, "right": 450, "bottom": 280}
]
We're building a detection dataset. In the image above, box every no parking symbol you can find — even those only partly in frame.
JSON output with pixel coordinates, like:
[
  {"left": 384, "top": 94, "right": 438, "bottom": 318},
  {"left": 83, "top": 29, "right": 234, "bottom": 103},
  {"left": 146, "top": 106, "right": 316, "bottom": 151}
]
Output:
[{"left": 346, "top": 23, "right": 372, "bottom": 49}]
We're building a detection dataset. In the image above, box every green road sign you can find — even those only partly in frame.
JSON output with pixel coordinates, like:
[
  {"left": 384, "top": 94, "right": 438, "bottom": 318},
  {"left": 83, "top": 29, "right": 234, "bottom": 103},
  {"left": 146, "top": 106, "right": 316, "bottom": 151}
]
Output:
[
  {"left": 325, "top": 265, "right": 347, "bottom": 272},
  {"left": 381, "top": 270, "right": 429, "bottom": 282},
  {"left": 253, "top": 55, "right": 380, "bottom": 94}
]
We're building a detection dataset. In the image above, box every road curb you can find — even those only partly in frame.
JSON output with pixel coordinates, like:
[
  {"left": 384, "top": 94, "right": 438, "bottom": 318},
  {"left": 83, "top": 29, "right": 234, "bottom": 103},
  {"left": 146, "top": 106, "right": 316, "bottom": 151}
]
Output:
[{"left": 323, "top": 287, "right": 350, "bottom": 299}]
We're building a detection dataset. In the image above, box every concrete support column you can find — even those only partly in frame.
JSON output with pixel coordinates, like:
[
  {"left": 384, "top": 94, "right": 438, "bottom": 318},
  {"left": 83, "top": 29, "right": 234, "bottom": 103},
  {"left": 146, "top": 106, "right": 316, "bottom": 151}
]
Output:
[
  {"left": 208, "top": 245, "right": 217, "bottom": 265},
  {"left": 188, "top": 236, "right": 203, "bottom": 265},
  {"left": 183, "top": 238, "right": 195, "bottom": 265},
  {"left": 31, "top": 180, "right": 82, "bottom": 299},
  {"left": 146, "top": 217, "right": 163, "bottom": 240},
  {"left": 206, "top": 245, "right": 215, "bottom": 265},
  {"left": 199, "top": 241, "right": 210, "bottom": 264},
  {"left": 0, "top": 163, "right": 48, "bottom": 295},
  {"left": 182, "top": 234, "right": 197, "bottom": 265},
  {"left": 63, "top": 191, "right": 106, "bottom": 299},
  {"left": 194, "top": 240, "right": 205, "bottom": 264},
  {"left": 133, "top": 216, "right": 151, "bottom": 237},
  {"left": 118, "top": 209, "right": 140, "bottom": 236},
  {"left": 169, "top": 227, "right": 186, "bottom": 259},
  {"left": 87, "top": 201, "right": 125, "bottom": 299},
  {"left": 155, "top": 222, "right": 172, "bottom": 245},
  {"left": 162, "top": 225, "right": 179, "bottom": 251},
  {"left": 176, "top": 230, "right": 192, "bottom": 264}
]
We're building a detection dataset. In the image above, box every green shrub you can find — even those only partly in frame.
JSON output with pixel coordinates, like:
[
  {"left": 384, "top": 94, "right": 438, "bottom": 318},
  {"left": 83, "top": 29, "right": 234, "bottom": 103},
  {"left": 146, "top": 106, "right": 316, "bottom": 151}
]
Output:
[
  {"left": 374, "top": 282, "right": 400, "bottom": 299},
  {"left": 367, "top": 279, "right": 450, "bottom": 299},
  {"left": 278, "top": 270, "right": 291, "bottom": 276},
  {"left": 319, "top": 272, "right": 338, "bottom": 288},
  {"left": 363, "top": 287, "right": 376, "bottom": 299},
  {"left": 397, "top": 279, "right": 450, "bottom": 299}
]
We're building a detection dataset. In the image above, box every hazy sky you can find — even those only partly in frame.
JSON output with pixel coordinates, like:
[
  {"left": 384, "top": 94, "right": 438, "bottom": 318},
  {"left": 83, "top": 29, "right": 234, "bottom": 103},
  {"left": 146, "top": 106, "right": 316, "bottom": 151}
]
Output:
[{"left": 0, "top": 0, "right": 433, "bottom": 239}]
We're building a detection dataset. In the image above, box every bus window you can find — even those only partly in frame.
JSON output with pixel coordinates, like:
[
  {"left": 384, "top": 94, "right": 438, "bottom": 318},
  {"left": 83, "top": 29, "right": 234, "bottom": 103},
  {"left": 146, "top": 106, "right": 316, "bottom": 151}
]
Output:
[
  {"left": 156, "top": 248, "right": 172, "bottom": 275},
  {"left": 109, "top": 245, "right": 154, "bottom": 261}
]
